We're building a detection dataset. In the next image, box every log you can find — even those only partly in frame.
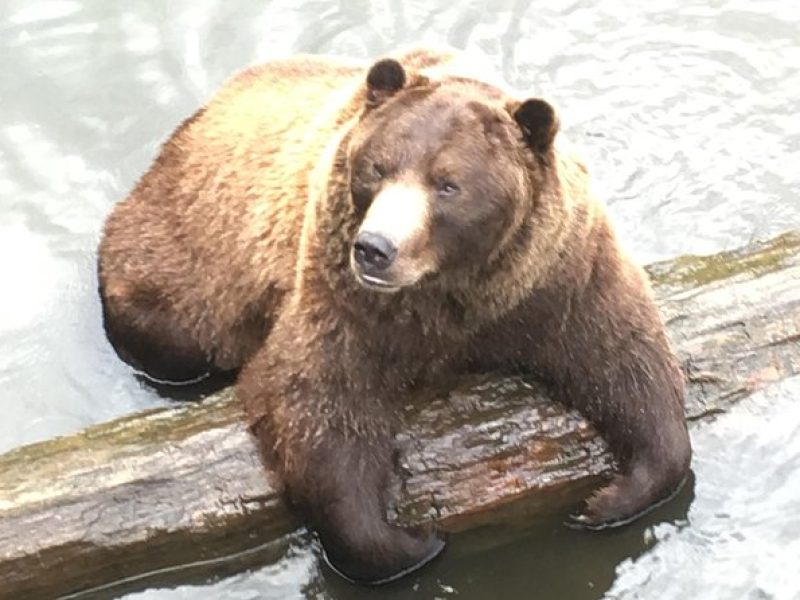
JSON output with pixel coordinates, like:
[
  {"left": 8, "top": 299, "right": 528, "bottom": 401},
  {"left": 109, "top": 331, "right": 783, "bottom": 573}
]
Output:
[{"left": 1, "top": 232, "right": 798, "bottom": 599}]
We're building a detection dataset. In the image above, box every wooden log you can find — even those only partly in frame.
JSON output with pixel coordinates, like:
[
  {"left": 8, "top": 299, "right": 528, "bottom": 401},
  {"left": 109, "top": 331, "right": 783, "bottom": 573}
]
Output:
[{"left": 1, "top": 232, "right": 798, "bottom": 599}]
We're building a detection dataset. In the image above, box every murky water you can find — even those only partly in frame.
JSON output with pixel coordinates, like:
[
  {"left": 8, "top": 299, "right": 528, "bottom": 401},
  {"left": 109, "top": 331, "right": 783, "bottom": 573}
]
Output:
[{"left": 1, "top": 1, "right": 798, "bottom": 598}]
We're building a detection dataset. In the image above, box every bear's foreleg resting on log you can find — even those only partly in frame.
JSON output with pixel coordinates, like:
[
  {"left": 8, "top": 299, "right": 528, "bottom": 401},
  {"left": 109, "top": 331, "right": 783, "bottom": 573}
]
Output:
[
  {"left": 509, "top": 238, "right": 692, "bottom": 527},
  {"left": 239, "top": 310, "right": 445, "bottom": 583}
]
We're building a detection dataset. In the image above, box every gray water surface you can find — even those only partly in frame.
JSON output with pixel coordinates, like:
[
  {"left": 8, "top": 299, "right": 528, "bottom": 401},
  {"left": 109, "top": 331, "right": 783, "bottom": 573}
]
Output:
[{"left": 1, "top": 1, "right": 799, "bottom": 599}]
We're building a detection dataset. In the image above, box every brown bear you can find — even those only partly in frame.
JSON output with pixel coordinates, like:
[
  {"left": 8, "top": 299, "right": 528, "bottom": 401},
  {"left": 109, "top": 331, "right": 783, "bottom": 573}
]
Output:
[{"left": 98, "top": 48, "right": 691, "bottom": 583}]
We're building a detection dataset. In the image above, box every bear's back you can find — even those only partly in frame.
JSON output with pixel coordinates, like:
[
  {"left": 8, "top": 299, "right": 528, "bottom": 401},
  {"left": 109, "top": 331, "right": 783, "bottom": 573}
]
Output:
[
  {"left": 102, "top": 57, "right": 364, "bottom": 306},
  {"left": 98, "top": 57, "right": 368, "bottom": 372},
  {"left": 167, "top": 56, "right": 366, "bottom": 264}
]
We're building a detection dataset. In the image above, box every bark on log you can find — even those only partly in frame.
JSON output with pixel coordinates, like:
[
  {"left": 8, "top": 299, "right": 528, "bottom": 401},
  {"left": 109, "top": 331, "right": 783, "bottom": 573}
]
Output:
[{"left": 1, "top": 232, "right": 798, "bottom": 599}]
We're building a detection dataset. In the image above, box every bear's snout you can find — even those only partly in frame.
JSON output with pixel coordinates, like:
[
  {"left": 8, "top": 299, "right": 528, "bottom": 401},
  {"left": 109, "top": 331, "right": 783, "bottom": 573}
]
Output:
[{"left": 354, "top": 231, "right": 397, "bottom": 272}]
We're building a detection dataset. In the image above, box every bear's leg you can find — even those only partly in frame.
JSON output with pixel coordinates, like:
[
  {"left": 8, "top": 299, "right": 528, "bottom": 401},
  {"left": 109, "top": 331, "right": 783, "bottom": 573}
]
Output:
[
  {"left": 299, "top": 434, "right": 444, "bottom": 583},
  {"left": 562, "top": 342, "right": 692, "bottom": 529},
  {"left": 249, "top": 416, "right": 445, "bottom": 583},
  {"left": 569, "top": 428, "right": 691, "bottom": 529},
  {"left": 99, "top": 277, "right": 214, "bottom": 385},
  {"left": 240, "top": 317, "right": 445, "bottom": 583},
  {"left": 504, "top": 258, "right": 692, "bottom": 528}
]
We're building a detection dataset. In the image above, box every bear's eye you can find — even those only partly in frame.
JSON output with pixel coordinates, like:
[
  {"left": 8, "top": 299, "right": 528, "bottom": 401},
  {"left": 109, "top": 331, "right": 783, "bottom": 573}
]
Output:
[
  {"left": 373, "top": 162, "right": 386, "bottom": 179},
  {"left": 437, "top": 181, "right": 460, "bottom": 197}
]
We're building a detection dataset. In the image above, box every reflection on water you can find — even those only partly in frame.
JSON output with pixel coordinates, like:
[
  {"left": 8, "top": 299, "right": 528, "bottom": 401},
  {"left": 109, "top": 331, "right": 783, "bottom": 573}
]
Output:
[
  {"left": 608, "top": 377, "right": 800, "bottom": 600},
  {"left": 1, "top": 1, "right": 799, "bottom": 599}
]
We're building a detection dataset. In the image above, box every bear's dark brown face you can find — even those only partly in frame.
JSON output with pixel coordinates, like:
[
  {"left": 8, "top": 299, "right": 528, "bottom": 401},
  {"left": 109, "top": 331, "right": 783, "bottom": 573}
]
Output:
[{"left": 347, "top": 59, "right": 558, "bottom": 293}]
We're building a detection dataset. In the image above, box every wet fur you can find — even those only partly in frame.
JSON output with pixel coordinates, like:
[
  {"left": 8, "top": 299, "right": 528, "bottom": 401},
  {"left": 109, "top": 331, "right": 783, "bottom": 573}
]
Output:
[{"left": 98, "top": 49, "right": 691, "bottom": 581}]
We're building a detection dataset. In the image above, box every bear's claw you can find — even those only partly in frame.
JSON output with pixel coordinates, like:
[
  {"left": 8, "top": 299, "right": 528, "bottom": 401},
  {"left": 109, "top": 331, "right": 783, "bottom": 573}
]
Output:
[{"left": 565, "top": 471, "right": 691, "bottom": 531}]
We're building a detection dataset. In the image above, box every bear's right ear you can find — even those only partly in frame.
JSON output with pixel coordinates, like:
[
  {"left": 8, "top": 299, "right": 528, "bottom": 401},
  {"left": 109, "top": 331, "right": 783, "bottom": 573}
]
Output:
[{"left": 365, "top": 59, "right": 406, "bottom": 108}]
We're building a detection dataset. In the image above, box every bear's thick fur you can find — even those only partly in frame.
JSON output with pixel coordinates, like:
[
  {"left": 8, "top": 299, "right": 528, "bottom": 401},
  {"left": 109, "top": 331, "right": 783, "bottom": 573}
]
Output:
[{"left": 98, "top": 49, "right": 691, "bottom": 583}]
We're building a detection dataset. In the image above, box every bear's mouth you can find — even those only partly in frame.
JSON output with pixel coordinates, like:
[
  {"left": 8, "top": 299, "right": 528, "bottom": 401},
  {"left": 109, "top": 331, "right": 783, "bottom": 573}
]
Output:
[{"left": 354, "top": 272, "right": 402, "bottom": 293}]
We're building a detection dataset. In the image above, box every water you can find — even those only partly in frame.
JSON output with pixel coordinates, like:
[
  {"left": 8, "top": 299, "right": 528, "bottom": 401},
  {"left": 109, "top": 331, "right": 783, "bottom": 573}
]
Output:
[{"left": 1, "top": 1, "right": 798, "bottom": 598}]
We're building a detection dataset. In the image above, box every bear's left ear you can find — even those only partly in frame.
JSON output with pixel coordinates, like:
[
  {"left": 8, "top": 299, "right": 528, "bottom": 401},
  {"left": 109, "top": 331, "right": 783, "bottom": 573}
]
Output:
[
  {"left": 365, "top": 58, "right": 406, "bottom": 108},
  {"left": 512, "top": 98, "right": 559, "bottom": 153}
]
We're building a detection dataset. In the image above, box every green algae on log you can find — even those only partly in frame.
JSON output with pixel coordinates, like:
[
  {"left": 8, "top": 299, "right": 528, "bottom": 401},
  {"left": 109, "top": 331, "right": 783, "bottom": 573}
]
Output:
[
  {"left": 646, "top": 230, "right": 800, "bottom": 291},
  {"left": 1, "top": 232, "right": 799, "bottom": 598}
]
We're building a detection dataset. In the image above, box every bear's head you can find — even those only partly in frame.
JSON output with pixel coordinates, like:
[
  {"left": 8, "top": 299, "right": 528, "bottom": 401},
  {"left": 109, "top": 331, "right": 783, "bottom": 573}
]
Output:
[{"left": 346, "top": 58, "right": 559, "bottom": 294}]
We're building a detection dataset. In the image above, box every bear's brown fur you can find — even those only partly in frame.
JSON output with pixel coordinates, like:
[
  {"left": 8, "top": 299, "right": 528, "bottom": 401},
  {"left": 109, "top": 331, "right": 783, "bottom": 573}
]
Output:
[{"left": 98, "top": 49, "right": 691, "bottom": 583}]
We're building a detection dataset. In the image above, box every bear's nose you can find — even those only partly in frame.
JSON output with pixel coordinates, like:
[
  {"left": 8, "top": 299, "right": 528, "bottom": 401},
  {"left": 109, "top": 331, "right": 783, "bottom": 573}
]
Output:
[{"left": 353, "top": 232, "right": 397, "bottom": 271}]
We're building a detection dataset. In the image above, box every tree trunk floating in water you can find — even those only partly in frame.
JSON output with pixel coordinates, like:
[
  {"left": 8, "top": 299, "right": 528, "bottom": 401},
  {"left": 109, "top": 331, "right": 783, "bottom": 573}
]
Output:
[{"left": 1, "top": 232, "right": 798, "bottom": 599}]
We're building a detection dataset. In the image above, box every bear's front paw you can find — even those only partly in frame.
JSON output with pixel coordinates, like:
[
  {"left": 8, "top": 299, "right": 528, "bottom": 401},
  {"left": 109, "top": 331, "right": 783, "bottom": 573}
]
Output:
[
  {"left": 566, "top": 476, "right": 640, "bottom": 530},
  {"left": 566, "top": 468, "right": 690, "bottom": 530},
  {"left": 319, "top": 523, "right": 445, "bottom": 584}
]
